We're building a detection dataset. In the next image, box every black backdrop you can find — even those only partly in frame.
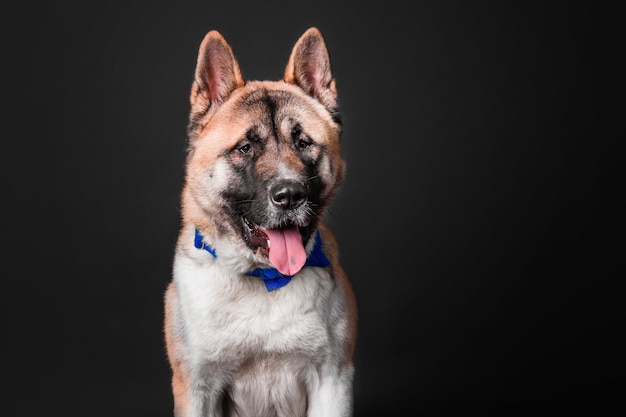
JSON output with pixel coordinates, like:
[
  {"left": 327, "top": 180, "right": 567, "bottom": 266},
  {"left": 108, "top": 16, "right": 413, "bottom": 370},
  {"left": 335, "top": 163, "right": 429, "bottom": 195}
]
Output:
[{"left": 3, "top": 1, "right": 623, "bottom": 416}]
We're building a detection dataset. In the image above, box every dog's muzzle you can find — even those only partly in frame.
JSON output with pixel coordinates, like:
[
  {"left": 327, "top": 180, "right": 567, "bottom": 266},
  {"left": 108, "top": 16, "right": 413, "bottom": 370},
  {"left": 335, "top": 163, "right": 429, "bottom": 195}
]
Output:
[
  {"left": 269, "top": 180, "right": 306, "bottom": 210},
  {"left": 241, "top": 180, "right": 314, "bottom": 276}
]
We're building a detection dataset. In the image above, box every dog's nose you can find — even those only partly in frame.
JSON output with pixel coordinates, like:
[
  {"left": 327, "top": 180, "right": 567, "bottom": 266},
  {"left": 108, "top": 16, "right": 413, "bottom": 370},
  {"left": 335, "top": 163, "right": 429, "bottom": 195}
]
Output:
[{"left": 270, "top": 181, "right": 306, "bottom": 209}]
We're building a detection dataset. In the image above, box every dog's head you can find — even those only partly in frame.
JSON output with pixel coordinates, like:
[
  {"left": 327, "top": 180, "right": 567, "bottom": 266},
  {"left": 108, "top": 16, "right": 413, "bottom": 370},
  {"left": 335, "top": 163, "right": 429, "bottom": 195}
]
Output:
[{"left": 181, "top": 27, "right": 345, "bottom": 275}]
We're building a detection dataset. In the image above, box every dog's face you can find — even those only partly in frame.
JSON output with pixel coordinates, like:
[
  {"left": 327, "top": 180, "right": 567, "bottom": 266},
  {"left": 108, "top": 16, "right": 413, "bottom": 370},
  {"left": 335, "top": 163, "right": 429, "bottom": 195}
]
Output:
[{"left": 181, "top": 28, "right": 345, "bottom": 275}]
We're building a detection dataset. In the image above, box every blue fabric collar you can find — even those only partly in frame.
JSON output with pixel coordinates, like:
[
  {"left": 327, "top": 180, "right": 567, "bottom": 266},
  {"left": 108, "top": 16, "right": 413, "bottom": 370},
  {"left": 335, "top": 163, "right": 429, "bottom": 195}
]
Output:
[{"left": 194, "top": 228, "right": 329, "bottom": 291}]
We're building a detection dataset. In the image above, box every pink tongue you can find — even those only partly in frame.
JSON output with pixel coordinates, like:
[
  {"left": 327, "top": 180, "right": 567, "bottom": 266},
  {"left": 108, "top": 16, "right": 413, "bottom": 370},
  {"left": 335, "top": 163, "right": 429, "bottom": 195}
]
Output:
[{"left": 264, "top": 227, "right": 307, "bottom": 276}]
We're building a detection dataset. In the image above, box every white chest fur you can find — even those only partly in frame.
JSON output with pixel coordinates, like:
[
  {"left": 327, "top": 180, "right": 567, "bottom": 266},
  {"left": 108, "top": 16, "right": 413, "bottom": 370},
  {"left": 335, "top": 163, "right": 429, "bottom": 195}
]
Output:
[{"left": 172, "top": 250, "right": 345, "bottom": 368}]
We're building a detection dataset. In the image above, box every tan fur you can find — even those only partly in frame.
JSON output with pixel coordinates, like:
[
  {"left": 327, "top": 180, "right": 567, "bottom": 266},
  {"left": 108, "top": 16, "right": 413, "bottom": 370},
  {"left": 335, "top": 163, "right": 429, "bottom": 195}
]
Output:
[
  {"left": 164, "top": 27, "right": 357, "bottom": 417},
  {"left": 164, "top": 283, "right": 191, "bottom": 416}
]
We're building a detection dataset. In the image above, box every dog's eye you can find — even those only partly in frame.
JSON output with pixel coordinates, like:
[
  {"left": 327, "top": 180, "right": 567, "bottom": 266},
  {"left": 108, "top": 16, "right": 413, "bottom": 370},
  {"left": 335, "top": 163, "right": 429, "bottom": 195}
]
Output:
[
  {"left": 238, "top": 144, "right": 252, "bottom": 154},
  {"left": 296, "top": 139, "right": 311, "bottom": 150}
]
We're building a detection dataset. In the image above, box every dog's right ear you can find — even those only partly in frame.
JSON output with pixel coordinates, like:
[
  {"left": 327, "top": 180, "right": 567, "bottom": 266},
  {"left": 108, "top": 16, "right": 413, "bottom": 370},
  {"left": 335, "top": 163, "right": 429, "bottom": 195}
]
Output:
[
  {"left": 284, "top": 27, "right": 338, "bottom": 112},
  {"left": 190, "top": 30, "right": 244, "bottom": 116}
]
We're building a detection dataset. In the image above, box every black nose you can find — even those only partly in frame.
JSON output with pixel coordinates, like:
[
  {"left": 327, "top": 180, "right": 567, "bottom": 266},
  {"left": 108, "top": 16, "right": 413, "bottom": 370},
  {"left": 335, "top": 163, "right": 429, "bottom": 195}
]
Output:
[{"left": 270, "top": 181, "right": 307, "bottom": 209}]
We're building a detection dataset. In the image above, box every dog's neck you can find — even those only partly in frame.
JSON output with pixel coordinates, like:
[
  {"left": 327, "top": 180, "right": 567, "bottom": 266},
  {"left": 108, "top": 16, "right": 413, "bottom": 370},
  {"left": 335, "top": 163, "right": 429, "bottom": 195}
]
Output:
[{"left": 194, "top": 228, "right": 329, "bottom": 291}]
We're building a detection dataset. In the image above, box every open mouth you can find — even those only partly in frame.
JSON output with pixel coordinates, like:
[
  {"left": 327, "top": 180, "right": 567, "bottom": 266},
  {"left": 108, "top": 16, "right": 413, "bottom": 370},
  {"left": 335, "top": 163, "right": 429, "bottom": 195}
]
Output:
[{"left": 242, "top": 216, "right": 311, "bottom": 276}]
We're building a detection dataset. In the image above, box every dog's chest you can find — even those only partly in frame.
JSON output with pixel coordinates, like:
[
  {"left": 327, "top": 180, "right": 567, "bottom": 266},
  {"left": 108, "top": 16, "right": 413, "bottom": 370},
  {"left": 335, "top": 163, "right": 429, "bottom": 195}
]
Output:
[{"left": 174, "top": 256, "right": 338, "bottom": 362}]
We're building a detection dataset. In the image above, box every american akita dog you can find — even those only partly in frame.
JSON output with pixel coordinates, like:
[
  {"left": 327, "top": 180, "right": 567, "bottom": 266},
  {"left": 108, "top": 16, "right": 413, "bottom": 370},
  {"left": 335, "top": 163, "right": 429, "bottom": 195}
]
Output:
[{"left": 163, "top": 27, "right": 358, "bottom": 417}]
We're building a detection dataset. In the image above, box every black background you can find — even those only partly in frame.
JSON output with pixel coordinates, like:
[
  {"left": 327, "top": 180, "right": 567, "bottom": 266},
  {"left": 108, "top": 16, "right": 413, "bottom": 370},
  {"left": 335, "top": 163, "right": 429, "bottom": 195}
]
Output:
[{"left": 2, "top": 1, "right": 623, "bottom": 416}]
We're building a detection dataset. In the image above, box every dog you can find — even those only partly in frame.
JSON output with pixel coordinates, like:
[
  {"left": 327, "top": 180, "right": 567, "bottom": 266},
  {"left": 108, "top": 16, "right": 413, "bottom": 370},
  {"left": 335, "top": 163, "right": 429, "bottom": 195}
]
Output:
[{"left": 163, "top": 27, "right": 358, "bottom": 417}]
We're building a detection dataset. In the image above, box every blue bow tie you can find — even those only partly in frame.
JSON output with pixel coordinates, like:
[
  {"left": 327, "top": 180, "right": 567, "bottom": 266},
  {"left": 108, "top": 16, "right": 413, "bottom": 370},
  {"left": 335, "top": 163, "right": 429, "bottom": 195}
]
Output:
[{"left": 194, "top": 228, "right": 329, "bottom": 291}]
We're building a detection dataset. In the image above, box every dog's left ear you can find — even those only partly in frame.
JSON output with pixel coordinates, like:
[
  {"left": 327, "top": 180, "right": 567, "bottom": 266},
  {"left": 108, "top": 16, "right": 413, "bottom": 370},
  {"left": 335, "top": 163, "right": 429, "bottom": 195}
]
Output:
[
  {"left": 284, "top": 27, "right": 338, "bottom": 111},
  {"left": 190, "top": 30, "right": 245, "bottom": 116}
]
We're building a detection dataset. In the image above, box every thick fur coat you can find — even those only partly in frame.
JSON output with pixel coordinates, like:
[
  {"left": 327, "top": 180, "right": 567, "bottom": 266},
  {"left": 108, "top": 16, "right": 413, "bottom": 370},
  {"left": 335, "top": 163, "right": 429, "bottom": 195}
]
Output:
[{"left": 164, "top": 27, "right": 357, "bottom": 417}]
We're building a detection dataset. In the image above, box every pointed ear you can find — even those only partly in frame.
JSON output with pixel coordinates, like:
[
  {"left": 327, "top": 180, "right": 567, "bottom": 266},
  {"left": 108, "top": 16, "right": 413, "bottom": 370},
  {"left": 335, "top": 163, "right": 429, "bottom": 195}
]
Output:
[
  {"left": 190, "top": 30, "right": 244, "bottom": 116},
  {"left": 284, "top": 27, "right": 338, "bottom": 111}
]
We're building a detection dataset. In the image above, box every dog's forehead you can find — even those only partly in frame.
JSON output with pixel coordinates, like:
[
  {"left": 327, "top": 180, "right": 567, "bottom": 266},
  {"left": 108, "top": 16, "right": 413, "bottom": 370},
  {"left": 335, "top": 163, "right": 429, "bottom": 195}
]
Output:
[{"left": 206, "top": 81, "right": 338, "bottom": 146}]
